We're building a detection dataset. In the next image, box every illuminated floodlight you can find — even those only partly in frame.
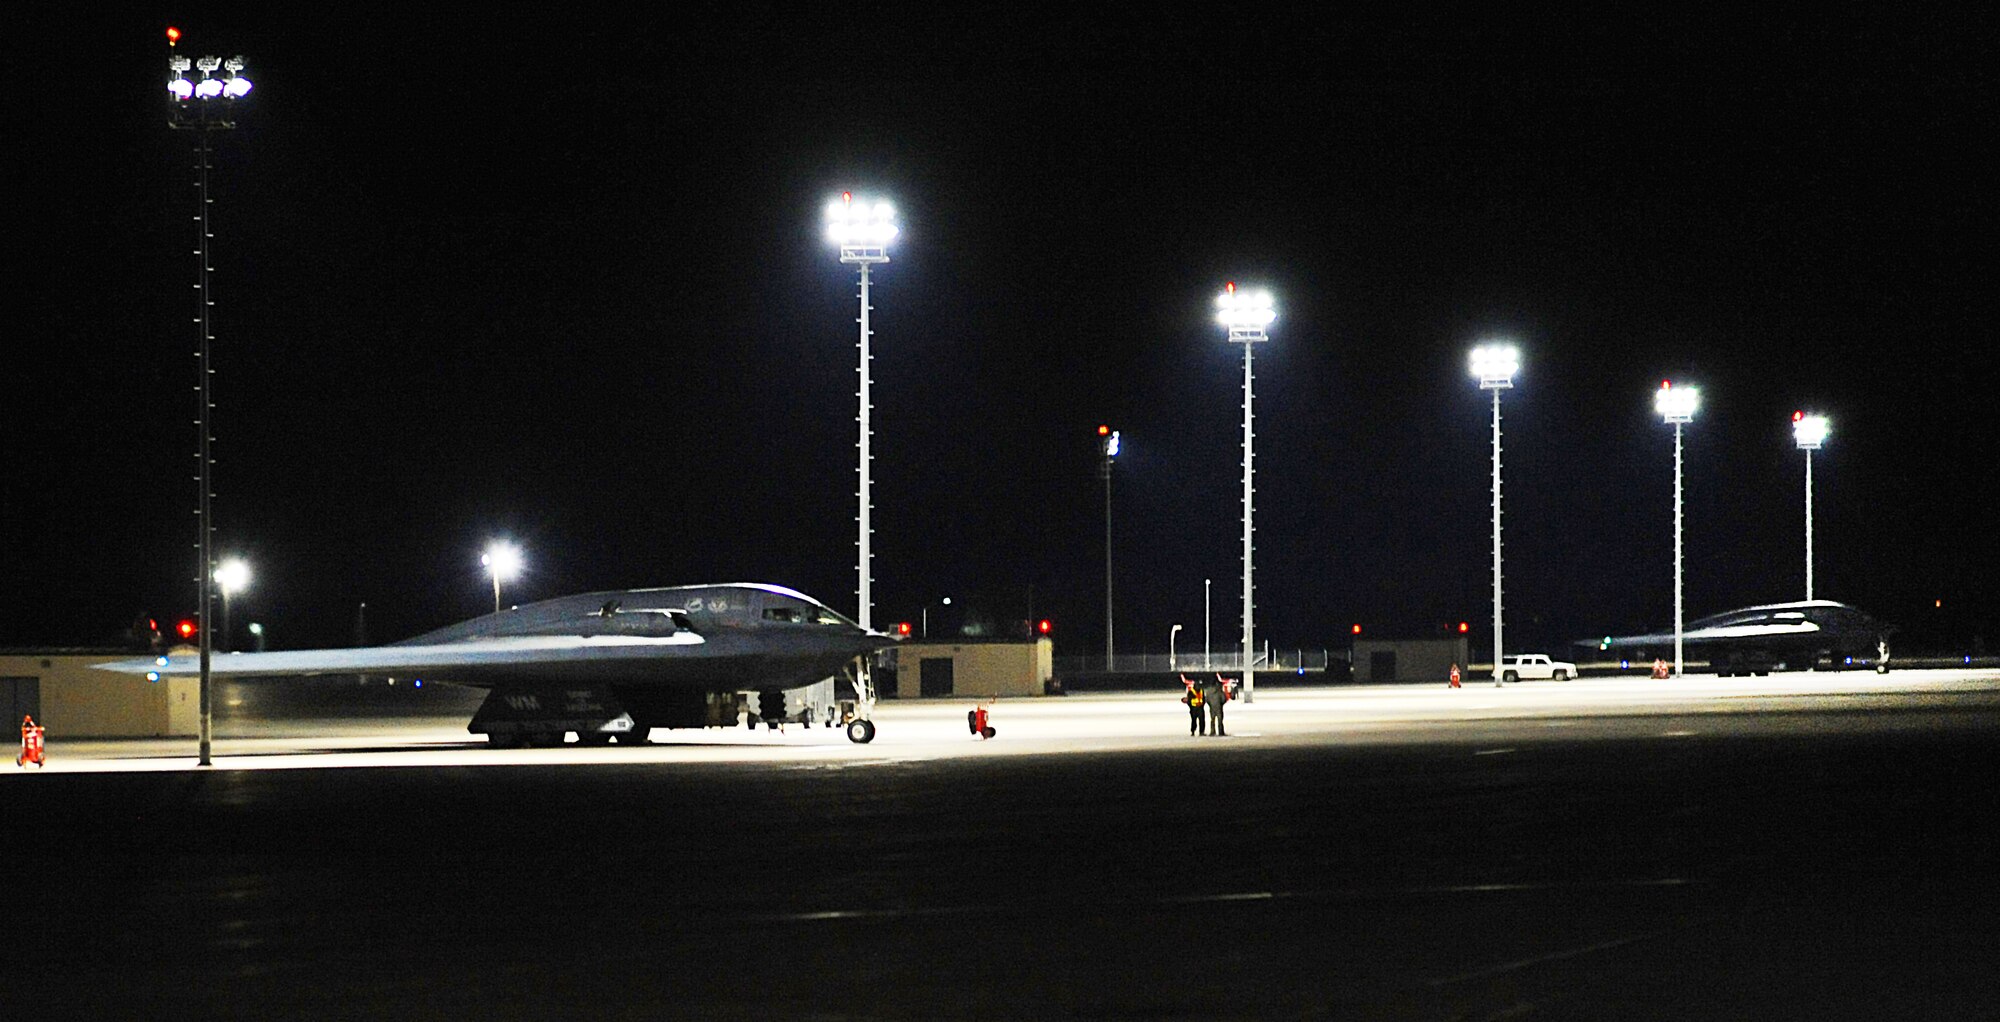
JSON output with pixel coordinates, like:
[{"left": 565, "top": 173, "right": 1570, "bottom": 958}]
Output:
[
  {"left": 1654, "top": 380, "right": 1700, "bottom": 423},
  {"left": 1792, "top": 412, "right": 1829, "bottom": 450},
  {"left": 1215, "top": 282, "right": 1276, "bottom": 342},
  {"left": 1105, "top": 430, "right": 1121, "bottom": 458},
  {"left": 213, "top": 557, "right": 251, "bottom": 595},
  {"left": 225, "top": 76, "right": 253, "bottom": 98},
  {"left": 168, "top": 77, "right": 195, "bottom": 100},
  {"left": 482, "top": 542, "right": 524, "bottom": 582},
  {"left": 824, "top": 192, "right": 898, "bottom": 260},
  {"left": 195, "top": 77, "right": 224, "bottom": 99},
  {"left": 1469, "top": 343, "right": 1520, "bottom": 389},
  {"left": 482, "top": 541, "right": 524, "bottom": 613}
]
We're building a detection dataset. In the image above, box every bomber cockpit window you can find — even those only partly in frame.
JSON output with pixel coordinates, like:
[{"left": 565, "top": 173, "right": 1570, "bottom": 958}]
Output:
[
  {"left": 813, "top": 608, "right": 846, "bottom": 626},
  {"left": 763, "top": 607, "right": 803, "bottom": 623}
]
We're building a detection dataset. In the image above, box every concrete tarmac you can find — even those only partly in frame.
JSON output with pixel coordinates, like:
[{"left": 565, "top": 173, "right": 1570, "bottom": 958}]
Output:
[{"left": 9, "top": 670, "right": 2000, "bottom": 1019}]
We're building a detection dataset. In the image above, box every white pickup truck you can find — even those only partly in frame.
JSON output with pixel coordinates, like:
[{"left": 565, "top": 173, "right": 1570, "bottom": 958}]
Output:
[{"left": 1501, "top": 654, "right": 1577, "bottom": 682}]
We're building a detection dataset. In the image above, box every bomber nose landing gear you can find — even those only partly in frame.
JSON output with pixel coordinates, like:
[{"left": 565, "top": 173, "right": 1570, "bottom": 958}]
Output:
[{"left": 842, "top": 657, "right": 879, "bottom": 743}]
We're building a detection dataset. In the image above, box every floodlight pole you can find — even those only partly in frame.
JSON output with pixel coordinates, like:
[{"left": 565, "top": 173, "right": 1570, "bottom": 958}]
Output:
[
  {"left": 1792, "top": 414, "right": 1827, "bottom": 603},
  {"left": 1102, "top": 449, "right": 1114, "bottom": 670},
  {"left": 856, "top": 261, "right": 875, "bottom": 631},
  {"left": 1240, "top": 337, "right": 1256, "bottom": 697},
  {"left": 1204, "top": 578, "right": 1211, "bottom": 670},
  {"left": 1489, "top": 387, "right": 1505, "bottom": 687},
  {"left": 196, "top": 125, "right": 216, "bottom": 762},
  {"left": 1470, "top": 344, "right": 1517, "bottom": 687},
  {"left": 168, "top": 44, "right": 251, "bottom": 767},
  {"left": 1218, "top": 285, "right": 1272, "bottom": 701},
  {"left": 1655, "top": 383, "right": 1696, "bottom": 680},
  {"left": 828, "top": 199, "right": 892, "bottom": 631},
  {"left": 1672, "top": 420, "right": 1685, "bottom": 678},
  {"left": 1803, "top": 449, "right": 1814, "bottom": 602}
]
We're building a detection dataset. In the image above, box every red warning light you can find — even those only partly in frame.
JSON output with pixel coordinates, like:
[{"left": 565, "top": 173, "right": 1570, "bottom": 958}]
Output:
[
  {"left": 896, "top": 621, "right": 912, "bottom": 636},
  {"left": 1660, "top": 379, "right": 1672, "bottom": 390},
  {"left": 1225, "top": 281, "right": 1237, "bottom": 294},
  {"left": 1037, "top": 619, "right": 1052, "bottom": 635},
  {"left": 1458, "top": 621, "right": 1469, "bottom": 634},
  {"left": 1351, "top": 623, "right": 1362, "bottom": 635},
  {"left": 1097, "top": 424, "right": 1110, "bottom": 436},
  {"left": 1793, "top": 410, "right": 1804, "bottom": 422},
  {"left": 166, "top": 26, "right": 182, "bottom": 46},
  {"left": 177, "top": 619, "right": 198, "bottom": 639},
  {"left": 841, "top": 191, "right": 852, "bottom": 205}
]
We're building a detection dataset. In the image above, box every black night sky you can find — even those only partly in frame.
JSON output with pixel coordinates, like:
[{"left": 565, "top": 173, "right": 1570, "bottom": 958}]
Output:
[{"left": 13, "top": 8, "right": 1996, "bottom": 656}]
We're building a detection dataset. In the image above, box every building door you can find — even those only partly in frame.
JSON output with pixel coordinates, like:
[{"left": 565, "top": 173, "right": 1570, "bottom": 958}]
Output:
[
  {"left": 3, "top": 676, "right": 40, "bottom": 724},
  {"left": 1369, "top": 651, "right": 1397, "bottom": 683},
  {"left": 919, "top": 658, "right": 955, "bottom": 697}
]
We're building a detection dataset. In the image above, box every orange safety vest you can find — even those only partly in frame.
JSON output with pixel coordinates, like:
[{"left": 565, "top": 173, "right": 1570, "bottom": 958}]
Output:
[{"left": 1187, "top": 688, "right": 1203, "bottom": 707}]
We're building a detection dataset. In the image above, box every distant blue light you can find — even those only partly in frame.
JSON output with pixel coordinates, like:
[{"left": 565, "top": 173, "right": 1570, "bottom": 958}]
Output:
[
  {"left": 145, "top": 672, "right": 159, "bottom": 682},
  {"left": 1296, "top": 667, "right": 1305, "bottom": 675},
  {"left": 1619, "top": 660, "right": 1629, "bottom": 669},
  {"left": 414, "top": 679, "right": 423, "bottom": 688},
  {"left": 1845, "top": 656, "right": 1853, "bottom": 665},
  {"left": 1967, "top": 656, "right": 1973, "bottom": 664},
  {"left": 155, "top": 656, "right": 169, "bottom": 667}
]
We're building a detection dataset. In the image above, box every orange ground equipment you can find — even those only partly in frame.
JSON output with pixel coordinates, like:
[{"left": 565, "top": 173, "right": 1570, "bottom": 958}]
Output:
[
  {"left": 18, "top": 715, "right": 45, "bottom": 768},
  {"left": 966, "top": 703, "right": 996, "bottom": 740},
  {"left": 1652, "top": 658, "right": 1671, "bottom": 680},
  {"left": 1449, "top": 664, "right": 1462, "bottom": 688}
]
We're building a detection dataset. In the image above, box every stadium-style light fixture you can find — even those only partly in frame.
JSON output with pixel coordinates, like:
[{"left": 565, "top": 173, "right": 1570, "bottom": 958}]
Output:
[
  {"left": 826, "top": 192, "right": 897, "bottom": 631},
  {"left": 1793, "top": 412, "right": 1829, "bottom": 450},
  {"left": 482, "top": 541, "right": 524, "bottom": 613},
  {"left": 1655, "top": 380, "right": 1700, "bottom": 423},
  {"left": 1217, "top": 282, "right": 1276, "bottom": 700},
  {"left": 1794, "top": 412, "right": 1831, "bottom": 601},
  {"left": 1469, "top": 344, "right": 1520, "bottom": 390},
  {"left": 1469, "top": 342, "right": 1520, "bottom": 686},
  {"left": 170, "top": 51, "right": 252, "bottom": 115},
  {"left": 1656, "top": 381, "right": 1700, "bottom": 677}
]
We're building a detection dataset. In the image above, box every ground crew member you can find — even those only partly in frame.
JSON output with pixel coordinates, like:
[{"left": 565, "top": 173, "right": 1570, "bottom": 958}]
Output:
[
  {"left": 1203, "top": 674, "right": 1230, "bottom": 737},
  {"left": 1180, "top": 675, "right": 1205, "bottom": 735}
]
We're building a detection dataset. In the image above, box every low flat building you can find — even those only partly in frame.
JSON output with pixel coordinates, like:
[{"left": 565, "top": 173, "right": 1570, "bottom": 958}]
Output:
[
  {"left": 889, "top": 638, "right": 1053, "bottom": 699},
  {"left": 1, "top": 649, "right": 199, "bottom": 738},
  {"left": 1349, "top": 638, "right": 1470, "bottom": 684}
]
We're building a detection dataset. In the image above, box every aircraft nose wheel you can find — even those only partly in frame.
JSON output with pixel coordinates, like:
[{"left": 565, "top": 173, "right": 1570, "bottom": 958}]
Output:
[{"left": 846, "top": 718, "right": 876, "bottom": 744}]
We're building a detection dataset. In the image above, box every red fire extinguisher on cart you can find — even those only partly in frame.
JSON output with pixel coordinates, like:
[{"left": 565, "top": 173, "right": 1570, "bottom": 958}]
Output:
[
  {"left": 966, "top": 701, "right": 996, "bottom": 740},
  {"left": 18, "top": 715, "right": 45, "bottom": 768}
]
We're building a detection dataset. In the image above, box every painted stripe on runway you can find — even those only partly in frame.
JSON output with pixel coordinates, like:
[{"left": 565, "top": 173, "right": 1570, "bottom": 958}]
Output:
[{"left": 760, "top": 878, "right": 1698, "bottom": 924}]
